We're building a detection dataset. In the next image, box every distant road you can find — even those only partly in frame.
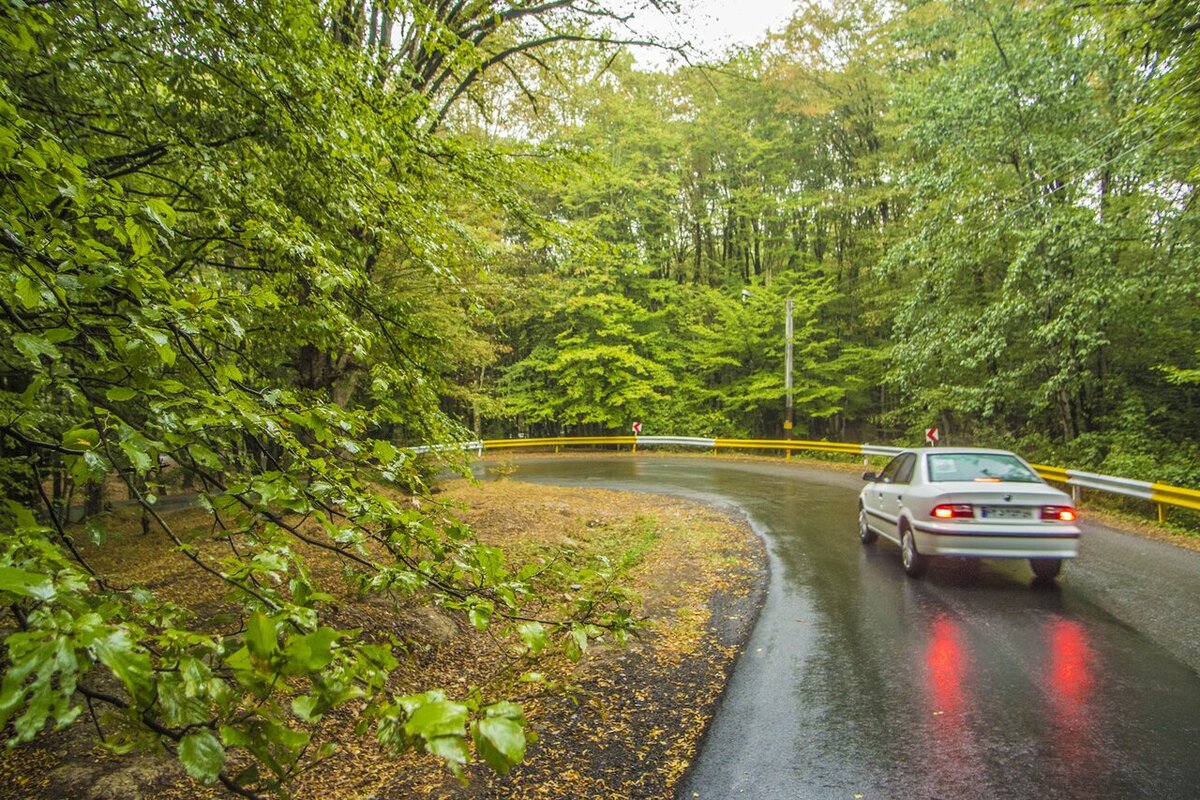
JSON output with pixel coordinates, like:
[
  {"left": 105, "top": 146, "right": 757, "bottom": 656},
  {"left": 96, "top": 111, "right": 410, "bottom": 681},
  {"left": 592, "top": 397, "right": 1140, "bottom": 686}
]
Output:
[{"left": 482, "top": 456, "right": 1200, "bottom": 800}]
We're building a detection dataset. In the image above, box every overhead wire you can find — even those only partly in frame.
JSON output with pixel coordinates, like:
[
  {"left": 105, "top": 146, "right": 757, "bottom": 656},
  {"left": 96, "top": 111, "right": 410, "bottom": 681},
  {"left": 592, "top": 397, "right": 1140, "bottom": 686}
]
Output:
[
  {"left": 1001, "top": 68, "right": 1200, "bottom": 198},
  {"left": 975, "top": 113, "right": 1195, "bottom": 237},
  {"left": 948, "top": 67, "right": 1200, "bottom": 240}
]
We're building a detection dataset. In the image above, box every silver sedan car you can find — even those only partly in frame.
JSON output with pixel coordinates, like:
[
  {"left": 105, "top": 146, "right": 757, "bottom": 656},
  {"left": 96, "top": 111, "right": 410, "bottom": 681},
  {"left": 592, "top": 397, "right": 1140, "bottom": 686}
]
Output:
[{"left": 858, "top": 448, "right": 1081, "bottom": 580}]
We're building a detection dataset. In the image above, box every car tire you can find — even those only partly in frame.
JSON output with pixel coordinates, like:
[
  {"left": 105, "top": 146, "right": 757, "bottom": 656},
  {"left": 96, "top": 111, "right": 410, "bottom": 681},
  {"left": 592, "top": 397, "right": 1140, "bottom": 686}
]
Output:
[
  {"left": 859, "top": 507, "right": 877, "bottom": 544},
  {"left": 1030, "top": 558, "right": 1062, "bottom": 581},
  {"left": 901, "top": 526, "right": 927, "bottom": 578}
]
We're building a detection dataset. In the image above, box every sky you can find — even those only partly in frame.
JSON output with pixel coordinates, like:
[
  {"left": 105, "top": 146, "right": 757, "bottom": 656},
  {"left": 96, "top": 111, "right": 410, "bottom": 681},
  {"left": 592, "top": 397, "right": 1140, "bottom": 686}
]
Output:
[{"left": 620, "top": 0, "right": 798, "bottom": 69}]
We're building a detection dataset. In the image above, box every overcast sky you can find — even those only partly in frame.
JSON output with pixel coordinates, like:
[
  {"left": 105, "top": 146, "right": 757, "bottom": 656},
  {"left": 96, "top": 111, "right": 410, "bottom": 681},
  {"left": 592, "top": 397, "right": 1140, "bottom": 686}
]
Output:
[{"left": 621, "top": 0, "right": 798, "bottom": 68}]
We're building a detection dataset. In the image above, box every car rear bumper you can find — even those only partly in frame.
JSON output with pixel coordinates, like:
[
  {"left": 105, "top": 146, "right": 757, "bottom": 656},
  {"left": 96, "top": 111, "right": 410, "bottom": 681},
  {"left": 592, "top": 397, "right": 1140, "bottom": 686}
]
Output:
[{"left": 911, "top": 521, "right": 1081, "bottom": 559}]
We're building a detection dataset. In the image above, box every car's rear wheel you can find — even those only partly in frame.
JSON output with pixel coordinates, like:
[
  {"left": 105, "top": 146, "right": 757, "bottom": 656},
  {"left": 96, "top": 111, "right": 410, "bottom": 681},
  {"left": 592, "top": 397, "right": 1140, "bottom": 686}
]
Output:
[
  {"left": 859, "top": 507, "right": 877, "bottom": 544},
  {"left": 1030, "top": 558, "right": 1062, "bottom": 581},
  {"left": 901, "top": 526, "right": 927, "bottom": 578}
]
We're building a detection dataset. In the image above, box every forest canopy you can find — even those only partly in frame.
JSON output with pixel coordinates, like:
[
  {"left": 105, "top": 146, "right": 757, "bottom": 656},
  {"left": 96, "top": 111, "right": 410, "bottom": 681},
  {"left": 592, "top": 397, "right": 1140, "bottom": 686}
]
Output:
[
  {"left": 474, "top": 0, "right": 1200, "bottom": 488},
  {"left": 1, "top": 0, "right": 1198, "bottom": 796}
]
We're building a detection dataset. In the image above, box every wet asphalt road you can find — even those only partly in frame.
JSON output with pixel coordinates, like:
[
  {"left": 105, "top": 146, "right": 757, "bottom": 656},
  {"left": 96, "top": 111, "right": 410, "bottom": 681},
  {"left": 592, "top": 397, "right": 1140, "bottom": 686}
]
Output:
[{"left": 477, "top": 456, "right": 1200, "bottom": 800}]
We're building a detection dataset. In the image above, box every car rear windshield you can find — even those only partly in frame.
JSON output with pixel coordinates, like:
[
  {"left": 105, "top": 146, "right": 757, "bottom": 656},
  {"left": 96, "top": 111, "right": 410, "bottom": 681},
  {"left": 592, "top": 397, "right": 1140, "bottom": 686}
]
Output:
[{"left": 926, "top": 453, "right": 1041, "bottom": 483}]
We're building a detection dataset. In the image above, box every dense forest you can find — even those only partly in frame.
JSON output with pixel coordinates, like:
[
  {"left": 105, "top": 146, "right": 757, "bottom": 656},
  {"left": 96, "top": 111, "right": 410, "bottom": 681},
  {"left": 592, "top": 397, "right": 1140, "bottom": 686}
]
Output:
[
  {"left": 1, "top": 0, "right": 1197, "bottom": 795},
  {"left": 461, "top": 2, "right": 1200, "bottom": 486}
]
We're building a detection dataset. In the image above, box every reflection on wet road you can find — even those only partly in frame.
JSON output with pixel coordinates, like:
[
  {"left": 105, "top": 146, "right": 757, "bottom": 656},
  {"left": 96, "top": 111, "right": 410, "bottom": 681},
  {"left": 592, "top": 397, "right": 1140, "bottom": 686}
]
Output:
[{"left": 478, "top": 456, "right": 1200, "bottom": 799}]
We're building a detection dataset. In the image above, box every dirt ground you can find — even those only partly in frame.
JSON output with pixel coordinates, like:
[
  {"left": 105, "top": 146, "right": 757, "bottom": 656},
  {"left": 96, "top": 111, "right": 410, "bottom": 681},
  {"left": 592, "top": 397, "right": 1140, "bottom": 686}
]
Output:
[{"left": 0, "top": 475, "right": 768, "bottom": 800}]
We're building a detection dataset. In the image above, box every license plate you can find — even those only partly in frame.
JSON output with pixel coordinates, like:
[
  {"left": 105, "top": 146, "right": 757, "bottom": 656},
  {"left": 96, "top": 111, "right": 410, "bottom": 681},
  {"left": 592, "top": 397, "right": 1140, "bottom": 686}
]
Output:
[{"left": 980, "top": 506, "right": 1031, "bottom": 520}]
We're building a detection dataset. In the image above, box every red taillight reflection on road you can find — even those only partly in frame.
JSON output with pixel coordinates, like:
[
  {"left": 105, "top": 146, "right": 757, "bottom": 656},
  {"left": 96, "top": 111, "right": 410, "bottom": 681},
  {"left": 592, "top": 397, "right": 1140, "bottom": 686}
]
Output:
[
  {"left": 926, "top": 615, "right": 966, "bottom": 714},
  {"left": 1045, "top": 618, "right": 1097, "bottom": 779},
  {"left": 1047, "top": 619, "right": 1093, "bottom": 709},
  {"left": 920, "top": 614, "right": 984, "bottom": 797}
]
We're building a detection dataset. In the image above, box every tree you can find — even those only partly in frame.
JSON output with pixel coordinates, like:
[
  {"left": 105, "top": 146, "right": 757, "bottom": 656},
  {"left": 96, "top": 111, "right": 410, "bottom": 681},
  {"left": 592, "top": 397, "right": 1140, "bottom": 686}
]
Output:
[
  {"left": 0, "top": 1, "right": 644, "bottom": 795},
  {"left": 877, "top": 0, "right": 1199, "bottom": 454}
]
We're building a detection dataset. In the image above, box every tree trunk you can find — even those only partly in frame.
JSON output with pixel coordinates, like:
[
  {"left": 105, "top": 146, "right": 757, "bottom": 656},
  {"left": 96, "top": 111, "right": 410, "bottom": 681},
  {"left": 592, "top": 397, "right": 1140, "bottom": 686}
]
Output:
[{"left": 84, "top": 481, "right": 104, "bottom": 518}]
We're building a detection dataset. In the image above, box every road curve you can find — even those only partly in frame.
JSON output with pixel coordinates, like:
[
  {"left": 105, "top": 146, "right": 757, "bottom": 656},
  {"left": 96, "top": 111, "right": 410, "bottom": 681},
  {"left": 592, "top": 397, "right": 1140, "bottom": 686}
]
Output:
[{"left": 477, "top": 455, "right": 1200, "bottom": 800}]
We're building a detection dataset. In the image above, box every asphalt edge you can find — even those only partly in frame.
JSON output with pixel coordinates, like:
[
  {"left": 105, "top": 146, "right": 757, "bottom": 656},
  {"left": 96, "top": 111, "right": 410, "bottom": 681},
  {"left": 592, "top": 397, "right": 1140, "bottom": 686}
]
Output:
[{"left": 670, "top": 504, "right": 771, "bottom": 800}]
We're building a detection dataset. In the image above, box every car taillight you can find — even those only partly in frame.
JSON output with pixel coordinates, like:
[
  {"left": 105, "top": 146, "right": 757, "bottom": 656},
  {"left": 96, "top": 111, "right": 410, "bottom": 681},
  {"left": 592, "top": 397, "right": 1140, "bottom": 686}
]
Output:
[
  {"left": 932, "top": 504, "right": 975, "bottom": 519},
  {"left": 1040, "top": 506, "right": 1077, "bottom": 522}
]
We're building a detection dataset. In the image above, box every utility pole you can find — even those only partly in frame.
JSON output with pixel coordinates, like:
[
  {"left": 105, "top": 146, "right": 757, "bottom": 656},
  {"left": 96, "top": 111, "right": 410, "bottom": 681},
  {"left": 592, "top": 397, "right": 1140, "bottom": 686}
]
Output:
[{"left": 784, "top": 297, "right": 794, "bottom": 441}]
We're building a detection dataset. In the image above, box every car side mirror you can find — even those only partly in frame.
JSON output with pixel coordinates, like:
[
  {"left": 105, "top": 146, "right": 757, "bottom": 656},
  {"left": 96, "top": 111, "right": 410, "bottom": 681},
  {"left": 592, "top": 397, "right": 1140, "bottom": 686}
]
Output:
[{"left": 862, "top": 471, "right": 877, "bottom": 481}]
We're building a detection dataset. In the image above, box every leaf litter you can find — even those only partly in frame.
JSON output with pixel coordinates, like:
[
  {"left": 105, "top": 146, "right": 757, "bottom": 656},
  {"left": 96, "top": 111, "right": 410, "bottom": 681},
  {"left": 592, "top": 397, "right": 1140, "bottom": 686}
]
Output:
[{"left": 0, "top": 475, "right": 766, "bottom": 799}]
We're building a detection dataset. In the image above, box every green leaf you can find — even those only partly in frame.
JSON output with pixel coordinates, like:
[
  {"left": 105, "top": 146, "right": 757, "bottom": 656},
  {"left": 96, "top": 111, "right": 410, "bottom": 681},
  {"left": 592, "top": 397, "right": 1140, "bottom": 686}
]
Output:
[
  {"left": 483, "top": 701, "right": 524, "bottom": 720},
  {"left": 124, "top": 216, "right": 153, "bottom": 257},
  {"left": 11, "top": 333, "right": 59, "bottom": 363},
  {"left": 290, "top": 694, "right": 322, "bottom": 722},
  {"left": 0, "top": 567, "right": 55, "bottom": 601},
  {"left": 90, "top": 630, "right": 152, "bottom": 704},
  {"left": 62, "top": 428, "right": 99, "bottom": 450},
  {"left": 188, "top": 443, "right": 222, "bottom": 469},
  {"left": 565, "top": 623, "right": 589, "bottom": 662},
  {"left": 246, "top": 612, "right": 277, "bottom": 660},
  {"left": 119, "top": 440, "right": 153, "bottom": 472},
  {"left": 143, "top": 198, "right": 176, "bottom": 233},
  {"left": 0, "top": 633, "right": 80, "bottom": 742},
  {"left": 179, "top": 729, "right": 225, "bottom": 784},
  {"left": 517, "top": 621, "right": 546, "bottom": 655},
  {"left": 106, "top": 387, "right": 138, "bottom": 402},
  {"left": 14, "top": 276, "right": 40, "bottom": 310},
  {"left": 143, "top": 328, "right": 176, "bottom": 366},
  {"left": 42, "top": 328, "right": 76, "bottom": 344},
  {"left": 426, "top": 735, "right": 469, "bottom": 772},
  {"left": 373, "top": 439, "right": 398, "bottom": 464},
  {"left": 281, "top": 627, "right": 339, "bottom": 674},
  {"left": 178, "top": 656, "right": 211, "bottom": 698},
  {"left": 403, "top": 698, "right": 468, "bottom": 741},
  {"left": 468, "top": 601, "right": 491, "bottom": 631},
  {"left": 471, "top": 716, "right": 526, "bottom": 775}
]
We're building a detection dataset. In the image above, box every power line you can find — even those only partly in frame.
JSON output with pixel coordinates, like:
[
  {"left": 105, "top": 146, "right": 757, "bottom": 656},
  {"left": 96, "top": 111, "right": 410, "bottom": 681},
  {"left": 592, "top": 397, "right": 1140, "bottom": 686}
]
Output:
[
  {"left": 1010, "top": 69, "right": 1200, "bottom": 198},
  {"left": 975, "top": 111, "right": 1193, "bottom": 238}
]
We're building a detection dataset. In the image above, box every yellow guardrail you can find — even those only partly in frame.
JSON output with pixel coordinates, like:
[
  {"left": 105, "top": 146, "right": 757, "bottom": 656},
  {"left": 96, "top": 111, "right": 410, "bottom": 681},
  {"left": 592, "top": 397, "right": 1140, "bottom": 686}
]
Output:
[
  {"left": 1152, "top": 483, "right": 1200, "bottom": 513},
  {"left": 482, "top": 436, "right": 637, "bottom": 450},
  {"left": 478, "top": 436, "right": 879, "bottom": 456},
  {"left": 1031, "top": 464, "right": 1070, "bottom": 484},
  {"left": 716, "top": 438, "right": 863, "bottom": 454},
  {"left": 461, "top": 437, "right": 1200, "bottom": 523}
]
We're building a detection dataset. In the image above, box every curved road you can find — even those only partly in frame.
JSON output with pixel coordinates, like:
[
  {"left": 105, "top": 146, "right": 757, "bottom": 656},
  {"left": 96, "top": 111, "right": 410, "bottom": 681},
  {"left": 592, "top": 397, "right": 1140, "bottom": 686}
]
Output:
[{"left": 477, "top": 456, "right": 1200, "bottom": 800}]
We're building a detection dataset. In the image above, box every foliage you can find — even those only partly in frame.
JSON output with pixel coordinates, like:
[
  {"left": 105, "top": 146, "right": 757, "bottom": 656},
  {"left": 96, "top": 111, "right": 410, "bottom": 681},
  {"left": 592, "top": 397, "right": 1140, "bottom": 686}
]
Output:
[
  {"left": 468, "top": 0, "right": 1197, "bottom": 485},
  {"left": 0, "top": 0, "right": 652, "bottom": 796},
  {"left": 4, "top": 0, "right": 1200, "bottom": 794}
]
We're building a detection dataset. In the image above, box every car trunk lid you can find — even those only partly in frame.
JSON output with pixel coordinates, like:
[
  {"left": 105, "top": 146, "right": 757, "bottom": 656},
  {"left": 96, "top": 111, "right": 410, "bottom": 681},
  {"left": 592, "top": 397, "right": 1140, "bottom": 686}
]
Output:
[{"left": 934, "top": 483, "right": 1069, "bottom": 521}]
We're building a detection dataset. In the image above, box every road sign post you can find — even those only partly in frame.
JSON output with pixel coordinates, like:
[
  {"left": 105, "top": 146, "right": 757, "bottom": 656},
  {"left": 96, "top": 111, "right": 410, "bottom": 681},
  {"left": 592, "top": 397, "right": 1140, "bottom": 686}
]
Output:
[{"left": 925, "top": 426, "right": 940, "bottom": 446}]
